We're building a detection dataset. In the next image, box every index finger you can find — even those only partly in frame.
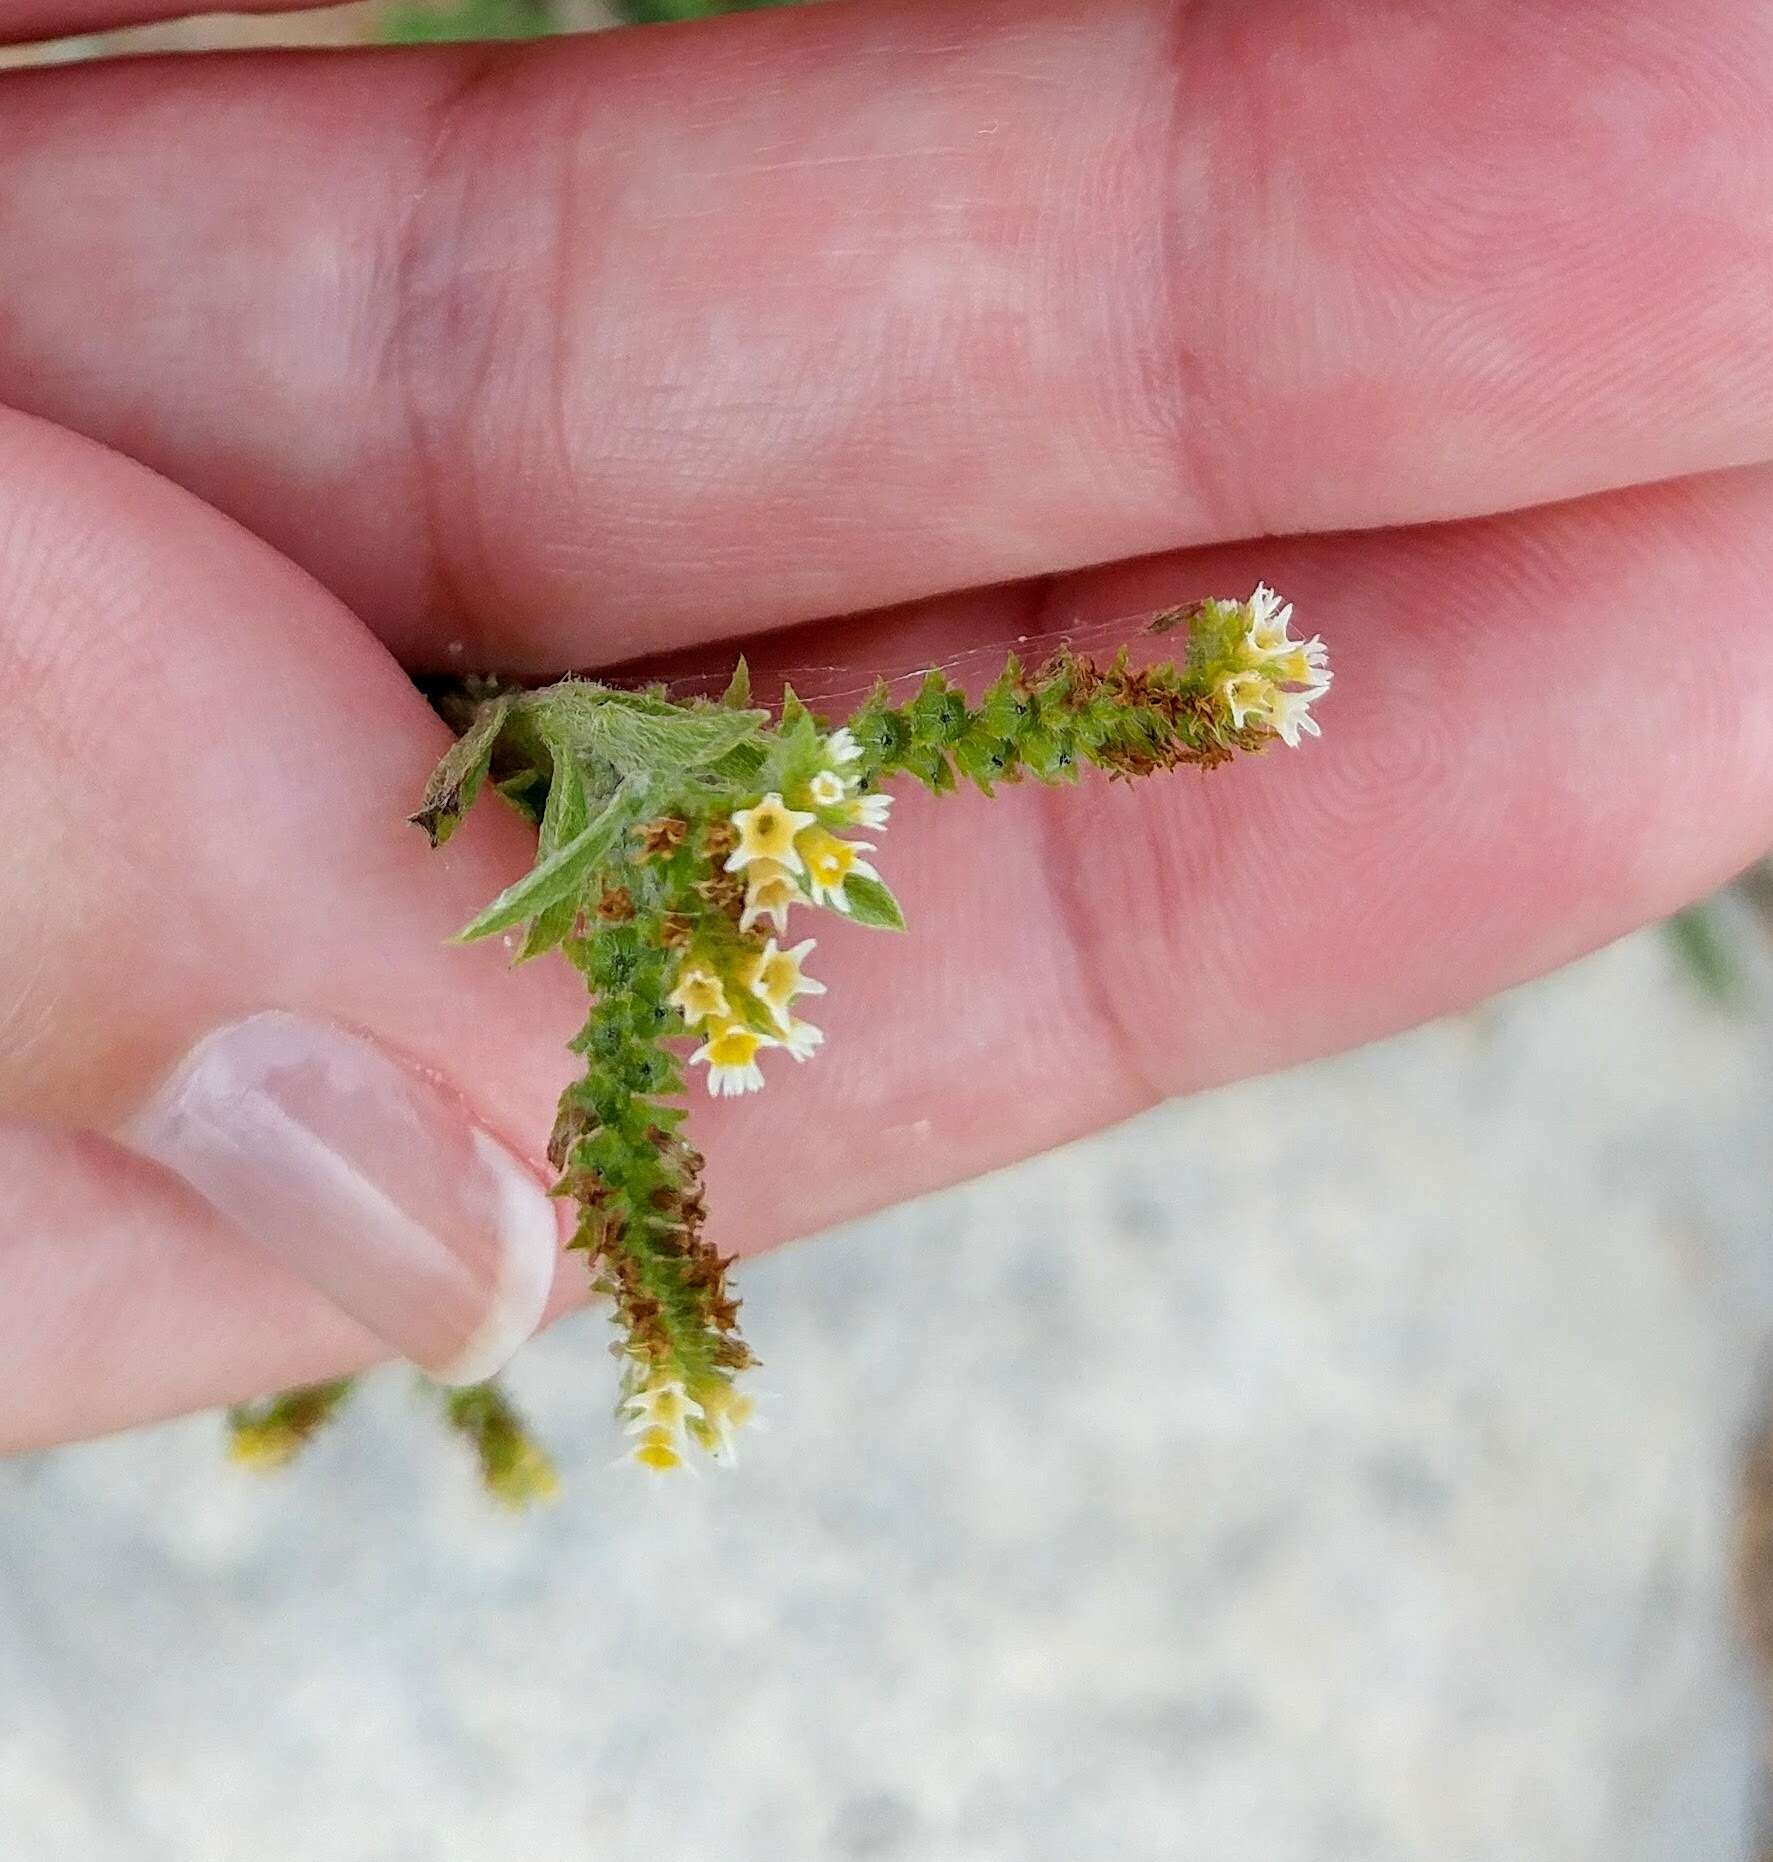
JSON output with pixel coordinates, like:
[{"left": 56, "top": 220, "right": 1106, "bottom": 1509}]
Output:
[
  {"left": 1, "top": 0, "right": 1770, "bottom": 667},
  {"left": 9, "top": 458, "right": 1773, "bottom": 1448}
]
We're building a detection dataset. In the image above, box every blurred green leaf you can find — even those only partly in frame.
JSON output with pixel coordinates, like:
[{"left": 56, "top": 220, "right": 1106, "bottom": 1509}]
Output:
[
  {"left": 611, "top": 0, "right": 797, "bottom": 20},
  {"left": 1665, "top": 901, "right": 1741, "bottom": 1004},
  {"left": 381, "top": 0, "right": 553, "bottom": 43}
]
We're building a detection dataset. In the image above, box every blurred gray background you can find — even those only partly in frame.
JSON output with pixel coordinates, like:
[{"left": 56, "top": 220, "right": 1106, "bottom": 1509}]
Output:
[{"left": 5, "top": 915, "right": 1773, "bottom": 1862}]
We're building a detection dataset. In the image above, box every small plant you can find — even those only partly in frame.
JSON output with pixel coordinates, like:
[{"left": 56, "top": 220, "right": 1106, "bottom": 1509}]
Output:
[{"left": 230, "top": 589, "right": 1329, "bottom": 1493}]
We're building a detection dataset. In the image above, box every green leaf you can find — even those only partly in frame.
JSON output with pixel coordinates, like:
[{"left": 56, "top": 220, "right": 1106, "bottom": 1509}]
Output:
[
  {"left": 539, "top": 738, "right": 590, "bottom": 850},
  {"left": 720, "top": 657, "right": 752, "bottom": 709},
  {"left": 1665, "top": 903, "right": 1740, "bottom": 1004},
  {"left": 516, "top": 732, "right": 591, "bottom": 962},
  {"left": 408, "top": 696, "right": 512, "bottom": 847},
  {"left": 454, "top": 776, "right": 644, "bottom": 945},
  {"left": 579, "top": 694, "right": 768, "bottom": 776},
  {"left": 842, "top": 873, "right": 906, "bottom": 932}
]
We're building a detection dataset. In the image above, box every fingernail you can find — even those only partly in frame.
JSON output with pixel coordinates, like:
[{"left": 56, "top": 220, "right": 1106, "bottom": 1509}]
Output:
[{"left": 122, "top": 1011, "right": 560, "bottom": 1385}]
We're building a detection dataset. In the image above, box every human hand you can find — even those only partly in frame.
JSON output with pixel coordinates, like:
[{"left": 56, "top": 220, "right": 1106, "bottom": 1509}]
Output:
[{"left": 3, "top": 0, "right": 1769, "bottom": 1452}]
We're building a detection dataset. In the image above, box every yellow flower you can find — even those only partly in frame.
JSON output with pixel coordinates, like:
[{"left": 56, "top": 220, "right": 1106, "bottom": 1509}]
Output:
[
  {"left": 666, "top": 961, "right": 729, "bottom": 1027},
  {"left": 1237, "top": 584, "right": 1330, "bottom": 695},
  {"left": 1218, "top": 670, "right": 1269, "bottom": 732},
  {"left": 806, "top": 770, "right": 848, "bottom": 808},
  {"left": 739, "top": 858, "right": 800, "bottom": 937},
  {"left": 1267, "top": 643, "right": 1330, "bottom": 690},
  {"left": 690, "top": 1021, "right": 776, "bottom": 1097},
  {"left": 726, "top": 793, "right": 816, "bottom": 874},
  {"left": 739, "top": 936, "right": 825, "bottom": 1031},
  {"left": 1216, "top": 669, "right": 1327, "bottom": 749},
  {"left": 688, "top": 1383, "right": 762, "bottom": 1466},
  {"left": 798, "top": 827, "right": 880, "bottom": 913},
  {"left": 630, "top": 1425, "right": 683, "bottom": 1472}
]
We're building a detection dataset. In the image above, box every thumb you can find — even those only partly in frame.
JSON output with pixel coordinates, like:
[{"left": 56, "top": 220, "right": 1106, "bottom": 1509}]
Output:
[{"left": 0, "top": 411, "right": 585, "bottom": 1442}]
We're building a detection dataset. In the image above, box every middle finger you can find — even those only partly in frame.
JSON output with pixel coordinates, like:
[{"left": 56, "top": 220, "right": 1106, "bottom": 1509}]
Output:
[{"left": 1, "top": 0, "right": 1770, "bottom": 668}]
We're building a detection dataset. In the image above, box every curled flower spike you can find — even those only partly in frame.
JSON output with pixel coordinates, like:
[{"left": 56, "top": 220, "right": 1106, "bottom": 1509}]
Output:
[
  {"left": 692, "top": 1022, "right": 775, "bottom": 1097},
  {"left": 325, "top": 581, "right": 1332, "bottom": 1487},
  {"left": 727, "top": 793, "right": 816, "bottom": 874},
  {"left": 666, "top": 961, "right": 729, "bottom": 1027},
  {"left": 799, "top": 828, "right": 879, "bottom": 913}
]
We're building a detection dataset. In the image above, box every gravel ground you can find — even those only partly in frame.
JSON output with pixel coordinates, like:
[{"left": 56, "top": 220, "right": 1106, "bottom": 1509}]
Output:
[{"left": 4, "top": 923, "right": 1773, "bottom": 1861}]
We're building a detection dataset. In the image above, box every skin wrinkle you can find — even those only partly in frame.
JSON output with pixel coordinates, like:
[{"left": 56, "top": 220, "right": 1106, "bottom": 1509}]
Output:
[
  {"left": 387, "top": 43, "right": 521, "bottom": 648},
  {"left": 1017, "top": 563, "right": 1181, "bottom": 1114},
  {"left": 1152, "top": 0, "right": 1260, "bottom": 544},
  {"left": 1029, "top": 777, "right": 1172, "bottom": 1117},
  {"left": 545, "top": 65, "right": 588, "bottom": 584}
]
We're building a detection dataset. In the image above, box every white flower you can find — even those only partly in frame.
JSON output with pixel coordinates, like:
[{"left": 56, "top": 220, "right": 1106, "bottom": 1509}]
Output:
[
  {"left": 1244, "top": 584, "right": 1297, "bottom": 659},
  {"left": 822, "top": 727, "right": 862, "bottom": 769},
  {"left": 726, "top": 793, "right": 816, "bottom": 874},
  {"left": 622, "top": 1378, "right": 705, "bottom": 1436},
  {"left": 740, "top": 859, "right": 800, "bottom": 937},
  {"left": 690, "top": 1022, "right": 777, "bottom": 1097},
  {"left": 846, "top": 790, "right": 893, "bottom": 831},
  {"left": 799, "top": 827, "right": 879, "bottom": 913},
  {"left": 781, "top": 1019, "right": 824, "bottom": 1062},
  {"left": 665, "top": 962, "right": 729, "bottom": 1027},
  {"left": 740, "top": 936, "right": 825, "bottom": 1032},
  {"left": 624, "top": 1425, "right": 693, "bottom": 1473},
  {"left": 1217, "top": 670, "right": 1268, "bottom": 732},
  {"left": 806, "top": 770, "right": 847, "bottom": 808},
  {"left": 616, "top": 1373, "right": 708, "bottom": 1472},
  {"left": 1264, "top": 686, "right": 1324, "bottom": 748},
  {"left": 1286, "top": 638, "right": 1332, "bottom": 692},
  {"left": 1266, "top": 635, "right": 1331, "bottom": 695},
  {"left": 1214, "top": 587, "right": 1330, "bottom": 748},
  {"left": 1216, "top": 669, "right": 1327, "bottom": 748},
  {"left": 1241, "top": 585, "right": 1331, "bottom": 692}
]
